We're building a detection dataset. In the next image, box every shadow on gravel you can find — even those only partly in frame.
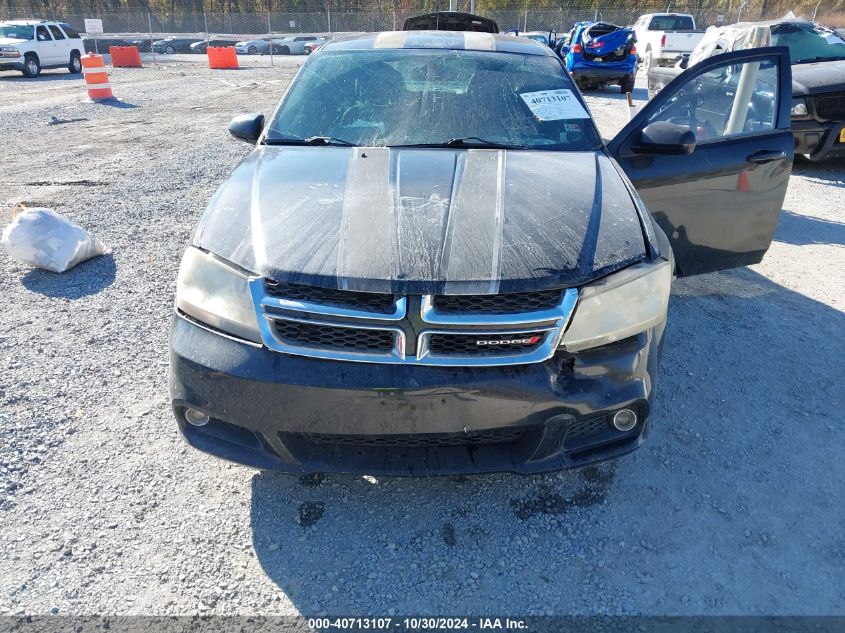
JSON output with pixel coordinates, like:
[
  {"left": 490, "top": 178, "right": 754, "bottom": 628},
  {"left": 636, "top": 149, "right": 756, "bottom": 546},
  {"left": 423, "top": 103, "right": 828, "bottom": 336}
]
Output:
[
  {"left": 581, "top": 85, "right": 648, "bottom": 102},
  {"left": 97, "top": 99, "right": 140, "bottom": 109},
  {"left": 245, "top": 208, "right": 845, "bottom": 614},
  {"left": 21, "top": 253, "right": 116, "bottom": 298},
  {"left": 0, "top": 73, "right": 84, "bottom": 82},
  {"left": 792, "top": 158, "right": 845, "bottom": 187},
  {"left": 775, "top": 210, "right": 845, "bottom": 247}
]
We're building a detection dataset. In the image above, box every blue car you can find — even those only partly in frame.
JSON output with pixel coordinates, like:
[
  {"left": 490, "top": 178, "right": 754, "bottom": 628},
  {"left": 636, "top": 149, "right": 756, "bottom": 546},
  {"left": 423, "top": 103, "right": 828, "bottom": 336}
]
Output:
[{"left": 557, "top": 21, "right": 638, "bottom": 93}]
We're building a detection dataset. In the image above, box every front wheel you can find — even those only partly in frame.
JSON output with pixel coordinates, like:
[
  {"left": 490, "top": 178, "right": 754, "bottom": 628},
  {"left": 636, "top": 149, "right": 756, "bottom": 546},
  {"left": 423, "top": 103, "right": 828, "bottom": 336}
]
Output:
[
  {"left": 165, "top": 45, "right": 175, "bottom": 54},
  {"left": 68, "top": 51, "right": 82, "bottom": 74},
  {"left": 22, "top": 54, "right": 40, "bottom": 78},
  {"left": 620, "top": 74, "right": 635, "bottom": 94},
  {"left": 248, "top": 45, "right": 257, "bottom": 55}
]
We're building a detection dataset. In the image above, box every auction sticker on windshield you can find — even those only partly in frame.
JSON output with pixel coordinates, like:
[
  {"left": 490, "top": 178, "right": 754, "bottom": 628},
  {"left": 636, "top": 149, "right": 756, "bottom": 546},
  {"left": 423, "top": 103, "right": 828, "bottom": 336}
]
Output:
[{"left": 519, "top": 89, "right": 590, "bottom": 121}]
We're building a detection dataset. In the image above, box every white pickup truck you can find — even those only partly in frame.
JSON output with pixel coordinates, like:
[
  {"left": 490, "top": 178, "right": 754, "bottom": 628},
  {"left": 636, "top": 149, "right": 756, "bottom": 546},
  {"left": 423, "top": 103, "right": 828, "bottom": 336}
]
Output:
[
  {"left": 0, "top": 19, "right": 84, "bottom": 77},
  {"left": 632, "top": 13, "right": 706, "bottom": 72}
]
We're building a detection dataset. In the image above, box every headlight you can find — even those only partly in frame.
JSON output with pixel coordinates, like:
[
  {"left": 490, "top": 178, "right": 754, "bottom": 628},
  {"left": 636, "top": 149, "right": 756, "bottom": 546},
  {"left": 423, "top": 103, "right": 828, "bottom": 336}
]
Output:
[
  {"left": 791, "top": 98, "right": 808, "bottom": 117},
  {"left": 175, "top": 247, "right": 261, "bottom": 343},
  {"left": 560, "top": 260, "right": 672, "bottom": 352},
  {"left": 0, "top": 47, "right": 21, "bottom": 57}
]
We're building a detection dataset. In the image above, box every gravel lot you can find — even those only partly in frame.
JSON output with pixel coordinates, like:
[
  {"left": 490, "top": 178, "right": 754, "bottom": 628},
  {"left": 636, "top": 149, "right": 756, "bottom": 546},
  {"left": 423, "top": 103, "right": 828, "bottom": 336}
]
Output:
[{"left": 1, "top": 57, "right": 844, "bottom": 617}]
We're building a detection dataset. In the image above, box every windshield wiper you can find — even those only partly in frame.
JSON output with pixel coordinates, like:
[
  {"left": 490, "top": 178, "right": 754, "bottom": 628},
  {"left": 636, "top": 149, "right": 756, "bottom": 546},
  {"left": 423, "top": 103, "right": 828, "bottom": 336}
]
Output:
[
  {"left": 303, "top": 135, "right": 355, "bottom": 146},
  {"left": 795, "top": 56, "right": 845, "bottom": 64},
  {"left": 390, "top": 137, "right": 527, "bottom": 149},
  {"left": 262, "top": 136, "right": 355, "bottom": 146}
]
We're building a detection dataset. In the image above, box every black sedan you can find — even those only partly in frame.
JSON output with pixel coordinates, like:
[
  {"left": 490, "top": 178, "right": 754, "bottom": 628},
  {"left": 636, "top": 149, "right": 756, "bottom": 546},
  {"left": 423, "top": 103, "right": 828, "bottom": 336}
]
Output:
[
  {"left": 152, "top": 37, "right": 202, "bottom": 54},
  {"left": 170, "top": 31, "right": 793, "bottom": 475},
  {"left": 189, "top": 39, "right": 237, "bottom": 54}
]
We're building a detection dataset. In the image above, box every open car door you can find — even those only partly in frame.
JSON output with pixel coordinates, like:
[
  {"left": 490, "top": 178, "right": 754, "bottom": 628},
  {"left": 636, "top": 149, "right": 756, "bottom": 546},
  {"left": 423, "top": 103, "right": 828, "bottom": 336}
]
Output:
[{"left": 608, "top": 46, "right": 793, "bottom": 276}]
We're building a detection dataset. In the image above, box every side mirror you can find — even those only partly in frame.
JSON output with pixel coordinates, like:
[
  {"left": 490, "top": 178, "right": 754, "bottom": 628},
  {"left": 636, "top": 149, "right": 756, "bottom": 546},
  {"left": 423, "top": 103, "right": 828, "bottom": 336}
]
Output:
[
  {"left": 228, "top": 113, "right": 265, "bottom": 144},
  {"left": 634, "top": 121, "right": 696, "bottom": 155}
]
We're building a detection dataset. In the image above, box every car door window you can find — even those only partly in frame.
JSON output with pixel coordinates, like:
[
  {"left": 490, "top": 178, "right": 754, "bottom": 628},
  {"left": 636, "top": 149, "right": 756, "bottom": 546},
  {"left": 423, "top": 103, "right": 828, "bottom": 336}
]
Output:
[
  {"left": 36, "top": 26, "right": 52, "bottom": 41},
  {"left": 59, "top": 23, "right": 80, "bottom": 39},
  {"left": 48, "top": 25, "right": 65, "bottom": 40},
  {"left": 644, "top": 56, "right": 778, "bottom": 142}
]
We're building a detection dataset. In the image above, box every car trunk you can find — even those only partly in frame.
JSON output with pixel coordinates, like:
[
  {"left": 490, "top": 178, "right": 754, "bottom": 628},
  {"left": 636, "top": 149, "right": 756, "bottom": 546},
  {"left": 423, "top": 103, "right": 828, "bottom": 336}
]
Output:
[{"left": 580, "top": 23, "right": 635, "bottom": 62}]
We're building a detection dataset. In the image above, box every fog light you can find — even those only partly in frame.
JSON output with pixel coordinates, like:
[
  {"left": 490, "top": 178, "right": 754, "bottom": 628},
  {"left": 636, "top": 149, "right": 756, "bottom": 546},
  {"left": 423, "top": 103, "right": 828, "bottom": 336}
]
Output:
[
  {"left": 184, "top": 408, "right": 210, "bottom": 427},
  {"left": 612, "top": 408, "right": 637, "bottom": 431}
]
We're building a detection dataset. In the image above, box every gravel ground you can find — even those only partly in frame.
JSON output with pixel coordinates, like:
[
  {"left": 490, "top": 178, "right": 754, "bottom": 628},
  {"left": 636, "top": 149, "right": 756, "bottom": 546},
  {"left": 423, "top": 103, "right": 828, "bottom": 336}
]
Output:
[{"left": 0, "top": 59, "right": 843, "bottom": 617}]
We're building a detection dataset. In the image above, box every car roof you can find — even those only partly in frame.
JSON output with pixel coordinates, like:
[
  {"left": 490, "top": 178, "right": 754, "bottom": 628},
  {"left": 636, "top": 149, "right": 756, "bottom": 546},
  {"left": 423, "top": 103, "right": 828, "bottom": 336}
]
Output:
[
  {"left": 2, "top": 19, "right": 49, "bottom": 25},
  {"left": 322, "top": 31, "right": 553, "bottom": 56}
]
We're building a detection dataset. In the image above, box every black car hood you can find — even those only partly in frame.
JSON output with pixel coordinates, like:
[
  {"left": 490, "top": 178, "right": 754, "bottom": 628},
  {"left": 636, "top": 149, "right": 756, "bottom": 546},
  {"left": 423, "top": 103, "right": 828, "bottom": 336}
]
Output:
[
  {"left": 194, "top": 147, "right": 646, "bottom": 294},
  {"left": 792, "top": 59, "right": 845, "bottom": 96}
]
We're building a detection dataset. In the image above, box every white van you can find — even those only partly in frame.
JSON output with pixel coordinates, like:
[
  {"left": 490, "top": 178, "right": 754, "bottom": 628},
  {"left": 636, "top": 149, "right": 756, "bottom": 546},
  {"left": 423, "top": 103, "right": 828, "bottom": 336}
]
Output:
[{"left": 0, "top": 20, "right": 84, "bottom": 77}]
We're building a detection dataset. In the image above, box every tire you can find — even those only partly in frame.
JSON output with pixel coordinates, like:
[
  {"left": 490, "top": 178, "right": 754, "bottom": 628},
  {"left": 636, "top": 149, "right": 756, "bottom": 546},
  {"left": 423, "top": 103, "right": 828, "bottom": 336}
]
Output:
[
  {"left": 620, "top": 74, "right": 635, "bottom": 94},
  {"left": 248, "top": 45, "right": 257, "bottom": 55},
  {"left": 22, "top": 53, "right": 40, "bottom": 78},
  {"left": 165, "top": 45, "right": 175, "bottom": 54},
  {"left": 279, "top": 45, "right": 290, "bottom": 55},
  {"left": 68, "top": 51, "right": 82, "bottom": 74}
]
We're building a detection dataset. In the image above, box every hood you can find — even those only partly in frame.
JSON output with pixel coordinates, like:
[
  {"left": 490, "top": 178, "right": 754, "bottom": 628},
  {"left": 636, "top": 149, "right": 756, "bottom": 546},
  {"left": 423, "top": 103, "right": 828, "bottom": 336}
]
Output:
[
  {"left": 194, "top": 147, "right": 646, "bottom": 294},
  {"left": 791, "top": 59, "right": 845, "bottom": 96},
  {"left": 0, "top": 37, "right": 26, "bottom": 46}
]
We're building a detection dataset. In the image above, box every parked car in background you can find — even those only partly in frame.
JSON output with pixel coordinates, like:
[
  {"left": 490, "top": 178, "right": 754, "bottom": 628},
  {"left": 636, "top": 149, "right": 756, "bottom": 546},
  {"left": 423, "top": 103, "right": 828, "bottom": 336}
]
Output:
[
  {"left": 269, "top": 35, "right": 320, "bottom": 55},
  {"left": 304, "top": 38, "right": 328, "bottom": 55},
  {"left": 504, "top": 29, "right": 558, "bottom": 48},
  {"left": 152, "top": 37, "right": 202, "bottom": 54},
  {"left": 84, "top": 35, "right": 150, "bottom": 53},
  {"left": 171, "top": 33, "right": 794, "bottom": 476},
  {"left": 234, "top": 37, "right": 273, "bottom": 55},
  {"left": 633, "top": 13, "right": 705, "bottom": 72},
  {"left": 558, "top": 21, "right": 638, "bottom": 92},
  {"left": 189, "top": 38, "right": 237, "bottom": 54},
  {"left": 403, "top": 11, "right": 499, "bottom": 33},
  {"left": 648, "top": 18, "right": 845, "bottom": 161},
  {"left": 0, "top": 19, "right": 83, "bottom": 77}
]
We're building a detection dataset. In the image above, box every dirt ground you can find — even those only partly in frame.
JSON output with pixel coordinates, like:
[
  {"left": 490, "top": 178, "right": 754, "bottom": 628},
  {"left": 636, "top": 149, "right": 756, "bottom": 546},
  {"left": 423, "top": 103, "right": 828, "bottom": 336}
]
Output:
[{"left": 0, "top": 57, "right": 843, "bottom": 616}]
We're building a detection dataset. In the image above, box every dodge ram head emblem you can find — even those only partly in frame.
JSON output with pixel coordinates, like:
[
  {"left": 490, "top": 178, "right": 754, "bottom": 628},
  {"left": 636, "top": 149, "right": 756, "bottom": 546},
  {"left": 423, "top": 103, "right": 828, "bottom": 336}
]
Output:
[{"left": 476, "top": 335, "right": 543, "bottom": 346}]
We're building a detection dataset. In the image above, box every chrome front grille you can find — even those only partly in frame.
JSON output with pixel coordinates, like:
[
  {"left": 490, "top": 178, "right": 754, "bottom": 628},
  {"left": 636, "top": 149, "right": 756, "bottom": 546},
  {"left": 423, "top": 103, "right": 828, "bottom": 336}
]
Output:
[
  {"left": 274, "top": 319, "right": 396, "bottom": 353},
  {"left": 265, "top": 280, "right": 397, "bottom": 314},
  {"left": 431, "top": 290, "right": 563, "bottom": 315},
  {"left": 425, "top": 331, "right": 549, "bottom": 355},
  {"left": 250, "top": 279, "right": 578, "bottom": 366}
]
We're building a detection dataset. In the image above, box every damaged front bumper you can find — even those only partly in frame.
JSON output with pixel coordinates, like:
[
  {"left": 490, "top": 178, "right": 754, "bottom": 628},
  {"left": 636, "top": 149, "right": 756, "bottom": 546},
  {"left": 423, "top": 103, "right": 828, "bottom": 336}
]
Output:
[
  {"left": 792, "top": 118, "right": 845, "bottom": 161},
  {"left": 169, "top": 314, "right": 664, "bottom": 476}
]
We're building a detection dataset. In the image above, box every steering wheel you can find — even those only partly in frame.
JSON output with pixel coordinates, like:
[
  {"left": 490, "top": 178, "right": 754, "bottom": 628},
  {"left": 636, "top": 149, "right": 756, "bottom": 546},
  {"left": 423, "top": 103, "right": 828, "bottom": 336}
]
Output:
[{"left": 665, "top": 92, "right": 705, "bottom": 132}]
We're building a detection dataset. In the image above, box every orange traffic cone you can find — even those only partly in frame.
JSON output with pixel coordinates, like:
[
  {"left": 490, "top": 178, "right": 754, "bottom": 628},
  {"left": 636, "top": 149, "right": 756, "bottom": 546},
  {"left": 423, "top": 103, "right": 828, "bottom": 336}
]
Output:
[
  {"left": 736, "top": 171, "right": 751, "bottom": 192},
  {"left": 81, "top": 52, "right": 113, "bottom": 102}
]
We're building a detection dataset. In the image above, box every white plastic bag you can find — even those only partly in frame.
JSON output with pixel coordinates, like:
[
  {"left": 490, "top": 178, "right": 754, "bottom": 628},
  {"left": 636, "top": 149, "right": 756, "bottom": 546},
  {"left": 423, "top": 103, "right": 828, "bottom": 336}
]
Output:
[{"left": 1, "top": 207, "right": 108, "bottom": 273}]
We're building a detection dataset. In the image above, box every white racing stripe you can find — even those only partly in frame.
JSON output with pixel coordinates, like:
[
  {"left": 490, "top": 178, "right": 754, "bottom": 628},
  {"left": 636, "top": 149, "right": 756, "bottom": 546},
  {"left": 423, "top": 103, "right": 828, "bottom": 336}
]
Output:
[
  {"left": 463, "top": 32, "right": 496, "bottom": 51},
  {"left": 373, "top": 31, "right": 407, "bottom": 49}
]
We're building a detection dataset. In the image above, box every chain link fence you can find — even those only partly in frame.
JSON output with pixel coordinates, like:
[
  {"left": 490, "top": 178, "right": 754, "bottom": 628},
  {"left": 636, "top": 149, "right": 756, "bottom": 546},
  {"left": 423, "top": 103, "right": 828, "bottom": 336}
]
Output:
[{"left": 1, "top": 1, "right": 842, "bottom": 65}]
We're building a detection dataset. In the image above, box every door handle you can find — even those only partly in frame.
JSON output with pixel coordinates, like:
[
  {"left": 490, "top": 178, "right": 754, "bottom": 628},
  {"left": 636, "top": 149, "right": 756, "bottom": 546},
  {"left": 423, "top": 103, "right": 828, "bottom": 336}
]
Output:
[{"left": 747, "top": 150, "right": 786, "bottom": 164}]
